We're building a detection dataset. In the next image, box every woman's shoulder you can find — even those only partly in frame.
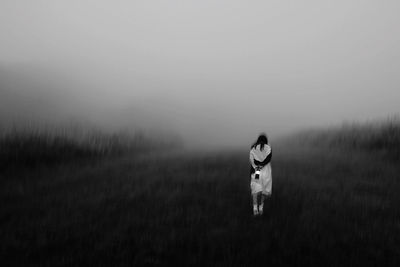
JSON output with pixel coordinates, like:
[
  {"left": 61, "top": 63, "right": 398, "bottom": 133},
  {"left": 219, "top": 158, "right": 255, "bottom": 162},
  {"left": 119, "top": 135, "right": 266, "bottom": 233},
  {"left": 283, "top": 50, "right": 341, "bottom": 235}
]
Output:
[
  {"left": 250, "top": 144, "right": 271, "bottom": 152},
  {"left": 249, "top": 146, "right": 257, "bottom": 156}
]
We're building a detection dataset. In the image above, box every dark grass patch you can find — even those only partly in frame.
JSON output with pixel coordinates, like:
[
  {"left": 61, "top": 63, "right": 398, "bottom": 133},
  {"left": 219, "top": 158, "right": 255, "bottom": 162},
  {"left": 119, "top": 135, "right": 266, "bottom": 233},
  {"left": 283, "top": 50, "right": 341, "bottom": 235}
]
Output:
[
  {"left": 1, "top": 148, "right": 400, "bottom": 266},
  {"left": 285, "top": 118, "right": 400, "bottom": 161},
  {"left": 0, "top": 128, "right": 182, "bottom": 172}
]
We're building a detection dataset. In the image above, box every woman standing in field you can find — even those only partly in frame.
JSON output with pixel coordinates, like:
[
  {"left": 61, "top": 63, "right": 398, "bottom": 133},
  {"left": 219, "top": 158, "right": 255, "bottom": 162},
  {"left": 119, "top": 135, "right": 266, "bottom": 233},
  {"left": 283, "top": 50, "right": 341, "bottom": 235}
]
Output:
[{"left": 249, "top": 133, "right": 272, "bottom": 216}]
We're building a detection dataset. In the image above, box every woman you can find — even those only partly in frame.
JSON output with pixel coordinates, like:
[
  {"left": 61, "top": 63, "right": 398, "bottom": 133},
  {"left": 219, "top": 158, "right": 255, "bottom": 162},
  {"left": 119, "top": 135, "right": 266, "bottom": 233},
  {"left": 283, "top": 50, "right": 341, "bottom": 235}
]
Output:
[{"left": 249, "top": 133, "right": 272, "bottom": 216}]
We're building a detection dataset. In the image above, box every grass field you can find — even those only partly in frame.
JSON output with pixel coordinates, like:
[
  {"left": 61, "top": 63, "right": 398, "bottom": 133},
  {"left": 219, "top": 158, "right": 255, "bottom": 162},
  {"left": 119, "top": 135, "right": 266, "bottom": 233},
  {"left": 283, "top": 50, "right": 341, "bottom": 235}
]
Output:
[{"left": 1, "top": 122, "right": 400, "bottom": 266}]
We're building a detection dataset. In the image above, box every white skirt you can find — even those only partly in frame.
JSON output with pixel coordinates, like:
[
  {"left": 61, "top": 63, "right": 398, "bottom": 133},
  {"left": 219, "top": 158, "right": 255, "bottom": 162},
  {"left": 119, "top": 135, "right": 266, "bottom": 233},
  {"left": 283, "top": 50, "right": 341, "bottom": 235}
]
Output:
[{"left": 250, "top": 164, "right": 272, "bottom": 195}]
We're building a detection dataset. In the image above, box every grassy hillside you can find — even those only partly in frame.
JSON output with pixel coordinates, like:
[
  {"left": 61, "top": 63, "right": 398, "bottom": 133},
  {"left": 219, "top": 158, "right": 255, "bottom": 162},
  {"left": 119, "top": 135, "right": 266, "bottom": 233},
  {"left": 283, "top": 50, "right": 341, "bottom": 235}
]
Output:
[
  {"left": 1, "top": 121, "right": 400, "bottom": 266},
  {"left": 290, "top": 117, "right": 400, "bottom": 159},
  {"left": 0, "top": 126, "right": 182, "bottom": 171}
]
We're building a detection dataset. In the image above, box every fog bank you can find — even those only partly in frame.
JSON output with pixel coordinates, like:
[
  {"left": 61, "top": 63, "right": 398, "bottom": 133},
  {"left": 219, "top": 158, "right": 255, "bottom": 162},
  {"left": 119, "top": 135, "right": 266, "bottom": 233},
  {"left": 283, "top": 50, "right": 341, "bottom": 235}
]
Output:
[{"left": 1, "top": 1, "right": 400, "bottom": 148}]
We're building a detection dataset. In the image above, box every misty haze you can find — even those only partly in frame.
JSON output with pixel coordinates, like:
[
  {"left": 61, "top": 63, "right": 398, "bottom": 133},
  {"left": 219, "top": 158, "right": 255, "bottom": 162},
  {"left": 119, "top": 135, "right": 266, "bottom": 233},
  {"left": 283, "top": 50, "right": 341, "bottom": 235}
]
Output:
[{"left": 1, "top": 1, "right": 400, "bottom": 266}]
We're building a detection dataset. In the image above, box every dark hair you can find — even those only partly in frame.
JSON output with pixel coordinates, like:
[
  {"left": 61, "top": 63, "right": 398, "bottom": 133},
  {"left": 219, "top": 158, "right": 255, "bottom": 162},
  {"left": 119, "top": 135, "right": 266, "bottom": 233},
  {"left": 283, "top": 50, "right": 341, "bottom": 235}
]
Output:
[{"left": 251, "top": 133, "right": 268, "bottom": 150}]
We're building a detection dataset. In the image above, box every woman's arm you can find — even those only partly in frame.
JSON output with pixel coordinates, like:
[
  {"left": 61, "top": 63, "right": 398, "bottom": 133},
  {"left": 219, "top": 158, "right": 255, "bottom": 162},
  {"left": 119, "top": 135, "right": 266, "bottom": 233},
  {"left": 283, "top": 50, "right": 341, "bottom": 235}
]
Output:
[
  {"left": 253, "top": 150, "right": 272, "bottom": 167},
  {"left": 249, "top": 151, "right": 257, "bottom": 169}
]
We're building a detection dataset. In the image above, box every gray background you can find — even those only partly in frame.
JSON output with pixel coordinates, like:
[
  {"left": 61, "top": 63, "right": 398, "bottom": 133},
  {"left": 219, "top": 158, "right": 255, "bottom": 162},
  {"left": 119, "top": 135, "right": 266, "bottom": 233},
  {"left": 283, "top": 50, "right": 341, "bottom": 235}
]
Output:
[{"left": 1, "top": 0, "right": 399, "bottom": 147}]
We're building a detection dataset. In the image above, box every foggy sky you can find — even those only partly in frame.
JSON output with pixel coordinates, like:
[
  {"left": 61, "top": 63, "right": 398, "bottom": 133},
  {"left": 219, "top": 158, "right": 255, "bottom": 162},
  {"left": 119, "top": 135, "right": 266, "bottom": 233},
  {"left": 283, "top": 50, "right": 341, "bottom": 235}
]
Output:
[{"left": 1, "top": 0, "right": 400, "bottom": 147}]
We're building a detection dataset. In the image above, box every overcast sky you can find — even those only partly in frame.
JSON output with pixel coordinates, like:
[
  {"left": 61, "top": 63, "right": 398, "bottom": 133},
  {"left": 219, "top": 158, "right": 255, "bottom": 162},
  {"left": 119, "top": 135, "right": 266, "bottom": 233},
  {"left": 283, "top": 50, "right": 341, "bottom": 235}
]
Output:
[{"left": 1, "top": 0, "right": 399, "bottom": 147}]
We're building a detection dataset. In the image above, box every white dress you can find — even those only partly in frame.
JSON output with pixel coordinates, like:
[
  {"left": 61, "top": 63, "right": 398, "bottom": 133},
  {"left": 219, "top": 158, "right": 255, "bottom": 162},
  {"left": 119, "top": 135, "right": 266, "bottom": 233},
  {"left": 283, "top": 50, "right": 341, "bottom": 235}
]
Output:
[{"left": 249, "top": 144, "right": 272, "bottom": 195}]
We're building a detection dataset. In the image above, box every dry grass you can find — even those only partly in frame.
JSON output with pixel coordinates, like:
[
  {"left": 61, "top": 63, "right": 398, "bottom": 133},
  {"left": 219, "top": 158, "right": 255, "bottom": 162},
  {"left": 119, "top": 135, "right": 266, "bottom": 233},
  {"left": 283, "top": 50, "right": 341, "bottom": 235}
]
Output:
[
  {"left": 0, "top": 126, "right": 182, "bottom": 171},
  {"left": 1, "top": 120, "right": 400, "bottom": 266},
  {"left": 286, "top": 117, "right": 400, "bottom": 159}
]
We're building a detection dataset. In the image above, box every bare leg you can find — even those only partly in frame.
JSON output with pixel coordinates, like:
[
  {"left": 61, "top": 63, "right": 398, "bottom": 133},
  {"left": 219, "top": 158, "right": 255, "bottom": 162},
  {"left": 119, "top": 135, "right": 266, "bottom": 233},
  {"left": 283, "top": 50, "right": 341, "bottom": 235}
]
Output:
[
  {"left": 259, "top": 194, "right": 264, "bottom": 215},
  {"left": 260, "top": 193, "right": 271, "bottom": 214},
  {"left": 252, "top": 193, "right": 258, "bottom": 206},
  {"left": 252, "top": 193, "right": 260, "bottom": 215},
  {"left": 260, "top": 193, "right": 271, "bottom": 215}
]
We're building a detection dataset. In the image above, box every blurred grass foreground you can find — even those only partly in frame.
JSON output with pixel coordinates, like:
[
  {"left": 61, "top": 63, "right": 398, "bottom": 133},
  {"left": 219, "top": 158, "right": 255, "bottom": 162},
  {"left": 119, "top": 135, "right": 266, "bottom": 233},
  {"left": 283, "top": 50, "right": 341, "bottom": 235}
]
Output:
[{"left": 1, "top": 118, "right": 400, "bottom": 266}]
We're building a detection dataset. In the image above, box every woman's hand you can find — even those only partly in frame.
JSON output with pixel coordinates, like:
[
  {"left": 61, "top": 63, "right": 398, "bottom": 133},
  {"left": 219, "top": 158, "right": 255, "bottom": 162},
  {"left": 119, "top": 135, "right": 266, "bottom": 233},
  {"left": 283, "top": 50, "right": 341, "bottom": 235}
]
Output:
[{"left": 253, "top": 152, "right": 272, "bottom": 167}]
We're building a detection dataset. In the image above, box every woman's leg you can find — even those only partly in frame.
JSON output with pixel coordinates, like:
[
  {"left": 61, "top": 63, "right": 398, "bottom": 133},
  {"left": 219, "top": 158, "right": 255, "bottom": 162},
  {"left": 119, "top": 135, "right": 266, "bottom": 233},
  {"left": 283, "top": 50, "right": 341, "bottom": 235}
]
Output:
[
  {"left": 259, "top": 194, "right": 265, "bottom": 214},
  {"left": 252, "top": 193, "right": 259, "bottom": 215},
  {"left": 260, "top": 193, "right": 271, "bottom": 214}
]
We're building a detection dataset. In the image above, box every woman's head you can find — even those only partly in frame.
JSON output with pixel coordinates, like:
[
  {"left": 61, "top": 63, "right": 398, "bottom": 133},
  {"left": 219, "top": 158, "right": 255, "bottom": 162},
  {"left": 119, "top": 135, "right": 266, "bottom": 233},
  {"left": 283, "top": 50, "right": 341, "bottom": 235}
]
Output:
[{"left": 252, "top": 133, "right": 268, "bottom": 150}]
